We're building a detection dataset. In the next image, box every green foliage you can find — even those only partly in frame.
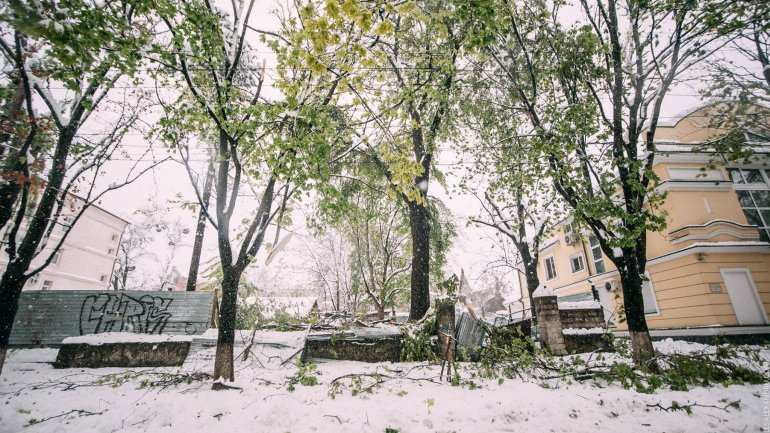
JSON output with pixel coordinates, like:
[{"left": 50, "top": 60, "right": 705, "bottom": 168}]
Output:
[
  {"left": 235, "top": 281, "right": 261, "bottom": 329},
  {"left": 287, "top": 361, "right": 320, "bottom": 392},
  {"left": 400, "top": 316, "right": 439, "bottom": 362}
]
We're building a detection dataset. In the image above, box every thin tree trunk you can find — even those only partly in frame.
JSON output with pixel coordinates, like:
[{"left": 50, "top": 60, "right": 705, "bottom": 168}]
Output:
[
  {"left": 524, "top": 265, "right": 539, "bottom": 320},
  {"left": 407, "top": 201, "right": 430, "bottom": 321},
  {"left": 187, "top": 160, "right": 214, "bottom": 291}
]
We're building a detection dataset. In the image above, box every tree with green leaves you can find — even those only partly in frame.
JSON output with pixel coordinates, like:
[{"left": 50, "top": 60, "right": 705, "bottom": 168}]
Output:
[
  {"left": 0, "top": 0, "right": 160, "bottom": 376},
  {"left": 331, "top": 0, "right": 466, "bottom": 320},
  {"left": 152, "top": 0, "right": 361, "bottom": 383},
  {"left": 698, "top": 1, "right": 770, "bottom": 156},
  {"left": 344, "top": 187, "right": 411, "bottom": 320},
  {"left": 460, "top": 0, "right": 732, "bottom": 364},
  {"left": 703, "top": 1, "right": 769, "bottom": 106}
]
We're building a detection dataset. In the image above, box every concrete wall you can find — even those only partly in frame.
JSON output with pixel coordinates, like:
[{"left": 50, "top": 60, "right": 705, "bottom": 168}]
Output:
[{"left": 559, "top": 308, "right": 605, "bottom": 330}]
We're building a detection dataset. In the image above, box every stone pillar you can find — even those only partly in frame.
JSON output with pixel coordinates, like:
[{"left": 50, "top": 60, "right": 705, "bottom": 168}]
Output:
[{"left": 533, "top": 293, "right": 567, "bottom": 355}]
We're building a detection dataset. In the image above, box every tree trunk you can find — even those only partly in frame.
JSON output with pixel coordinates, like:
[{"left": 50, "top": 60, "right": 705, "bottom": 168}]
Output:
[
  {"left": 376, "top": 304, "right": 385, "bottom": 321},
  {"left": 0, "top": 263, "right": 27, "bottom": 377},
  {"left": 186, "top": 160, "right": 214, "bottom": 291},
  {"left": 619, "top": 267, "right": 655, "bottom": 366},
  {"left": 212, "top": 271, "right": 239, "bottom": 383},
  {"left": 407, "top": 201, "right": 430, "bottom": 321},
  {"left": 524, "top": 264, "right": 540, "bottom": 321}
]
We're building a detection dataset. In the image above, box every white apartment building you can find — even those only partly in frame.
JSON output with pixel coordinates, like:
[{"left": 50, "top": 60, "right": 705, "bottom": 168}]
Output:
[{"left": 0, "top": 199, "right": 128, "bottom": 291}]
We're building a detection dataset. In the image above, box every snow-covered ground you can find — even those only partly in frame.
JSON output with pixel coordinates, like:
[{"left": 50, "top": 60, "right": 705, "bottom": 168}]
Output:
[{"left": 0, "top": 334, "right": 766, "bottom": 433}]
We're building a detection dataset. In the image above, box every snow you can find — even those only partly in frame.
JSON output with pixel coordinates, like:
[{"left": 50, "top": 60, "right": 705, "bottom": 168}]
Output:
[
  {"left": 61, "top": 333, "right": 194, "bottom": 346},
  {"left": 1, "top": 336, "right": 766, "bottom": 432},
  {"left": 558, "top": 300, "right": 601, "bottom": 310},
  {"left": 562, "top": 327, "right": 605, "bottom": 335},
  {"left": 532, "top": 284, "right": 553, "bottom": 298}
]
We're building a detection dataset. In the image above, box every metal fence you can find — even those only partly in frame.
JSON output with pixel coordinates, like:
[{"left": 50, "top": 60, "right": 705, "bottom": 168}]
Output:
[{"left": 10, "top": 290, "right": 214, "bottom": 346}]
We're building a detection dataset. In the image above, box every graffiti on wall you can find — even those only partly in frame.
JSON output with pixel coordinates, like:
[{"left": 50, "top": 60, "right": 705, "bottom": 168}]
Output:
[{"left": 79, "top": 293, "right": 174, "bottom": 335}]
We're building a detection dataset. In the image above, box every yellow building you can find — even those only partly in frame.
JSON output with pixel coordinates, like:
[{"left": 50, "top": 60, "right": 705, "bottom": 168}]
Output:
[{"left": 518, "top": 104, "right": 770, "bottom": 330}]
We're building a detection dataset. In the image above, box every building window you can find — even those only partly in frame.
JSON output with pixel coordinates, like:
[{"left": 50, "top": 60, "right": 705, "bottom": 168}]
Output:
[
  {"left": 29, "top": 274, "right": 39, "bottom": 285},
  {"left": 99, "top": 274, "right": 107, "bottom": 283},
  {"left": 51, "top": 250, "right": 62, "bottom": 265},
  {"left": 41, "top": 280, "right": 53, "bottom": 291},
  {"left": 107, "top": 248, "right": 115, "bottom": 255},
  {"left": 543, "top": 255, "right": 557, "bottom": 281},
  {"left": 729, "top": 168, "right": 770, "bottom": 242},
  {"left": 111, "top": 233, "right": 118, "bottom": 242},
  {"left": 589, "top": 235, "right": 606, "bottom": 274},
  {"left": 569, "top": 253, "right": 586, "bottom": 274}
]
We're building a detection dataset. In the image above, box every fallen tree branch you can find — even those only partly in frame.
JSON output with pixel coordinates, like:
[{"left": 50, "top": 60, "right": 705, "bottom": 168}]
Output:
[
  {"left": 27, "top": 409, "right": 104, "bottom": 426},
  {"left": 646, "top": 400, "right": 741, "bottom": 414}
]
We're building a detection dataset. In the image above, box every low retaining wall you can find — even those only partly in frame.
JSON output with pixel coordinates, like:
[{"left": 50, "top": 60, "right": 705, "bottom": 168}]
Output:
[
  {"left": 559, "top": 308, "right": 604, "bottom": 330},
  {"left": 564, "top": 333, "right": 611, "bottom": 353},
  {"left": 534, "top": 294, "right": 609, "bottom": 354},
  {"left": 303, "top": 327, "right": 402, "bottom": 363},
  {"left": 54, "top": 341, "right": 191, "bottom": 368}
]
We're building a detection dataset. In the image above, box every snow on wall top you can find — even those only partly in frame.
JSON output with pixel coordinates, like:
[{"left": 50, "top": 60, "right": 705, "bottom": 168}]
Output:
[
  {"left": 562, "top": 327, "right": 606, "bottom": 335},
  {"left": 532, "top": 285, "right": 554, "bottom": 298},
  {"left": 62, "top": 332, "right": 193, "bottom": 345}
]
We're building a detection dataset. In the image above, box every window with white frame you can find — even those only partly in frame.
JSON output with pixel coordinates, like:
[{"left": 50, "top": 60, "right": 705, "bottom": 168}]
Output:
[
  {"left": 728, "top": 168, "right": 770, "bottom": 242},
  {"left": 111, "top": 233, "right": 118, "bottom": 242},
  {"left": 569, "top": 253, "right": 586, "bottom": 274},
  {"left": 543, "top": 255, "right": 557, "bottom": 280},
  {"left": 107, "top": 248, "right": 115, "bottom": 255},
  {"left": 29, "top": 274, "right": 39, "bottom": 285},
  {"left": 588, "top": 234, "right": 606, "bottom": 273},
  {"left": 41, "top": 280, "right": 53, "bottom": 290},
  {"left": 99, "top": 274, "right": 107, "bottom": 283},
  {"left": 51, "top": 250, "right": 62, "bottom": 265}
]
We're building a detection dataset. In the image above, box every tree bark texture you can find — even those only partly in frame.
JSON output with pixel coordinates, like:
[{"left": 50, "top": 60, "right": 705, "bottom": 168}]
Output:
[
  {"left": 619, "top": 264, "right": 655, "bottom": 365},
  {"left": 0, "top": 264, "right": 25, "bottom": 377},
  {"left": 213, "top": 271, "right": 239, "bottom": 382},
  {"left": 407, "top": 201, "right": 430, "bottom": 321},
  {"left": 187, "top": 160, "right": 214, "bottom": 291}
]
